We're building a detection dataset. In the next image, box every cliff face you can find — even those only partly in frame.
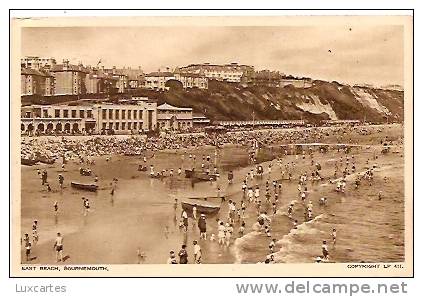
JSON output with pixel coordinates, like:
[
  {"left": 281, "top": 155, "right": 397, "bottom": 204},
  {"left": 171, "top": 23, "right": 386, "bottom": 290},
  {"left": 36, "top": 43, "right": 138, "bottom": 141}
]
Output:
[
  {"left": 150, "top": 80, "right": 404, "bottom": 123},
  {"left": 23, "top": 80, "right": 404, "bottom": 123}
]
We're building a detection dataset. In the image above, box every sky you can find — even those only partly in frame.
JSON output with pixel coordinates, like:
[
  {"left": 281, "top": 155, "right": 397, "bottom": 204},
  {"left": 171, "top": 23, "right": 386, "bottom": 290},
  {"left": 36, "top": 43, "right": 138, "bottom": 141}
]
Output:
[{"left": 21, "top": 25, "right": 404, "bottom": 87}]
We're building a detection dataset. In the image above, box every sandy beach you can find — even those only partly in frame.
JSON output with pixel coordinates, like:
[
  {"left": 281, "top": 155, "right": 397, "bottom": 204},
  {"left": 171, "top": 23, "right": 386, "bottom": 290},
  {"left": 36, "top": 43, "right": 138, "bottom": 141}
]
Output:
[{"left": 20, "top": 124, "right": 404, "bottom": 264}]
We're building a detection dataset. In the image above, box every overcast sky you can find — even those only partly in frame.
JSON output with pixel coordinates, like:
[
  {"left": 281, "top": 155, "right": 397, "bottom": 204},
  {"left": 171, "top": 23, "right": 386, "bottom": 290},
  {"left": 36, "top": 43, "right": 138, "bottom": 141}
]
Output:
[{"left": 21, "top": 26, "right": 404, "bottom": 86}]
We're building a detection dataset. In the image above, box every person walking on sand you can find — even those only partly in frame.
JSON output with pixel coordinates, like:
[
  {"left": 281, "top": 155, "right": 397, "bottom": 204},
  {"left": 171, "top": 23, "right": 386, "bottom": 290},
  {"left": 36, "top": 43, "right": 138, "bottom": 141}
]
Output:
[
  {"left": 167, "top": 251, "right": 177, "bottom": 264},
  {"left": 181, "top": 209, "right": 188, "bottom": 232},
  {"left": 54, "top": 232, "right": 64, "bottom": 262},
  {"left": 23, "top": 233, "right": 31, "bottom": 262},
  {"left": 58, "top": 174, "right": 64, "bottom": 189},
  {"left": 198, "top": 214, "right": 207, "bottom": 240},
  {"left": 193, "top": 240, "right": 202, "bottom": 264},
  {"left": 192, "top": 205, "right": 197, "bottom": 220},
  {"left": 32, "top": 220, "right": 39, "bottom": 245},
  {"left": 322, "top": 240, "right": 329, "bottom": 260},
  {"left": 178, "top": 244, "right": 188, "bottom": 264}
]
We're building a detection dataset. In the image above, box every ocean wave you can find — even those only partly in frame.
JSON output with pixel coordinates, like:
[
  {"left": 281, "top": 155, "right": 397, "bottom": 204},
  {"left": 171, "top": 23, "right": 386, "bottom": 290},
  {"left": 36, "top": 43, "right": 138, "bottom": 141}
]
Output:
[
  {"left": 273, "top": 213, "right": 328, "bottom": 263},
  {"left": 233, "top": 231, "right": 261, "bottom": 263}
]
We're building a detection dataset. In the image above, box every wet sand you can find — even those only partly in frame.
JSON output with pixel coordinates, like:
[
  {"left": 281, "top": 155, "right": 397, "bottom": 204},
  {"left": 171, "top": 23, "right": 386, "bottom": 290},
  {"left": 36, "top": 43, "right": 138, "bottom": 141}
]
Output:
[{"left": 20, "top": 124, "right": 405, "bottom": 264}]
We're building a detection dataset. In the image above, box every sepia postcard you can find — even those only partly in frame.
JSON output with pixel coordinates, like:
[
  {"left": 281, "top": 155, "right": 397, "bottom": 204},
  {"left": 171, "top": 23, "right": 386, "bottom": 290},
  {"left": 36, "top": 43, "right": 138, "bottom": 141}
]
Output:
[{"left": 10, "top": 13, "right": 413, "bottom": 277}]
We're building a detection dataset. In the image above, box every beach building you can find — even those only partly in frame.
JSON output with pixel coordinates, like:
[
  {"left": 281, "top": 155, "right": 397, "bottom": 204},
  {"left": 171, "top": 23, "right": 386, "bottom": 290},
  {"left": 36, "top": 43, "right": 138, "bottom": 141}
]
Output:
[
  {"left": 21, "top": 100, "right": 158, "bottom": 135},
  {"left": 192, "top": 113, "right": 211, "bottom": 127},
  {"left": 96, "top": 101, "right": 157, "bottom": 134},
  {"left": 157, "top": 103, "right": 193, "bottom": 131}
]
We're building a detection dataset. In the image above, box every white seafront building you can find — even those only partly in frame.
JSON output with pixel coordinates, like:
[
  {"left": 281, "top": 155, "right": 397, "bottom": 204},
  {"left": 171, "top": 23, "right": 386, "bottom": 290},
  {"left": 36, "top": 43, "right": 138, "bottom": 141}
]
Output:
[
  {"left": 21, "top": 99, "right": 158, "bottom": 135},
  {"left": 156, "top": 103, "right": 193, "bottom": 131}
]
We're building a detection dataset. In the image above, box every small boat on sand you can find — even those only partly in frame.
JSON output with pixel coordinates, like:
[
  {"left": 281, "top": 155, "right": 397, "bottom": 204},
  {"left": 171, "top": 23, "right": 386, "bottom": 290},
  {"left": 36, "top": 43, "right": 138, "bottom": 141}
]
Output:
[
  {"left": 37, "top": 156, "right": 56, "bottom": 165},
  {"left": 185, "top": 169, "right": 218, "bottom": 182},
  {"left": 21, "top": 158, "right": 39, "bottom": 166},
  {"left": 187, "top": 196, "right": 222, "bottom": 201},
  {"left": 181, "top": 200, "right": 221, "bottom": 215},
  {"left": 123, "top": 151, "right": 143, "bottom": 156},
  {"left": 71, "top": 182, "right": 98, "bottom": 192},
  {"left": 185, "top": 169, "right": 194, "bottom": 178},
  {"left": 192, "top": 172, "right": 219, "bottom": 182}
]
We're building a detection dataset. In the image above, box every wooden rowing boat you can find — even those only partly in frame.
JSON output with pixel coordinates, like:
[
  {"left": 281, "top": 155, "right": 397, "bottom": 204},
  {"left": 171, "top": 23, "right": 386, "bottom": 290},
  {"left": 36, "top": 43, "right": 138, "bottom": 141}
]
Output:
[
  {"left": 187, "top": 196, "right": 222, "bottom": 201},
  {"left": 185, "top": 169, "right": 194, "bottom": 178},
  {"left": 181, "top": 200, "right": 220, "bottom": 215},
  {"left": 192, "top": 172, "right": 219, "bottom": 182},
  {"left": 123, "top": 152, "right": 143, "bottom": 156},
  {"left": 21, "top": 158, "right": 39, "bottom": 166},
  {"left": 71, "top": 182, "right": 98, "bottom": 192},
  {"left": 37, "top": 156, "right": 55, "bottom": 165}
]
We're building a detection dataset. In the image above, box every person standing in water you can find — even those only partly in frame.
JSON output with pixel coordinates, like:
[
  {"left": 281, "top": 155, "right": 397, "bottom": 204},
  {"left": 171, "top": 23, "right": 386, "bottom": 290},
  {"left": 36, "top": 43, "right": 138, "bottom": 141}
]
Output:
[
  {"left": 218, "top": 221, "right": 226, "bottom": 246},
  {"left": 269, "top": 238, "right": 276, "bottom": 253},
  {"left": 83, "top": 198, "right": 90, "bottom": 216},
  {"left": 331, "top": 228, "right": 337, "bottom": 246}
]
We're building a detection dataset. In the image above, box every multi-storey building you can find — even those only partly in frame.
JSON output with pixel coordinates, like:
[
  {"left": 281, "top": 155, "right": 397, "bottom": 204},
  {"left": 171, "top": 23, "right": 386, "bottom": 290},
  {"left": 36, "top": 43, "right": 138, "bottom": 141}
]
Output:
[
  {"left": 178, "top": 63, "right": 255, "bottom": 83},
  {"left": 21, "top": 56, "right": 57, "bottom": 70},
  {"left": 103, "top": 66, "right": 130, "bottom": 93},
  {"left": 157, "top": 103, "right": 193, "bottom": 131},
  {"left": 248, "top": 70, "right": 284, "bottom": 87},
  {"left": 50, "top": 60, "right": 89, "bottom": 95},
  {"left": 119, "top": 67, "right": 144, "bottom": 90},
  {"left": 96, "top": 101, "right": 157, "bottom": 133},
  {"left": 85, "top": 72, "right": 107, "bottom": 94},
  {"left": 21, "top": 100, "right": 158, "bottom": 135},
  {"left": 21, "top": 68, "right": 55, "bottom": 96},
  {"left": 173, "top": 72, "right": 208, "bottom": 89},
  {"left": 143, "top": 72, "right": 175, "bottom": 91},
  {"left": 279, "top": 78, "right": 313, "bottom": 88}
]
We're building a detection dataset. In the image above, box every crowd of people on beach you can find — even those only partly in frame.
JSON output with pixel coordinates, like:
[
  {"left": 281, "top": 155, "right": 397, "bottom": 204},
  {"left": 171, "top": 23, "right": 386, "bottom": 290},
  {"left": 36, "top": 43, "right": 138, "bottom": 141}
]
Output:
[
  {"left": 21, "top": 123, "right": 401, "bottom": 264},
  {"left": 21, "top": 125, "right": 399, "bottom": 162}
]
